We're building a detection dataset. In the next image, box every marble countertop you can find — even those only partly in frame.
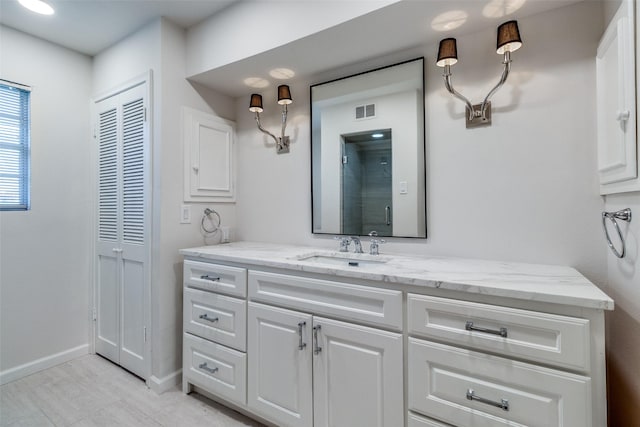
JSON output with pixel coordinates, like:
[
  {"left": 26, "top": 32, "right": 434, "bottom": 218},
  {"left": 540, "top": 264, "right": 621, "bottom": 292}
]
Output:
[{"left": 180, "top": 241, "right": 614, "bottom": 310}]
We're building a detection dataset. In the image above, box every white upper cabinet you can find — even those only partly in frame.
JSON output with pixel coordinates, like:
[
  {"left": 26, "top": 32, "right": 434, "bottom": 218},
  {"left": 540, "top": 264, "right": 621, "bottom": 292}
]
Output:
[
  {"left": 182, "top": 107, "right": 236, "bottom": 202},
  {"left": 597, "top": 0, "right": 638, "bottom": 194}
]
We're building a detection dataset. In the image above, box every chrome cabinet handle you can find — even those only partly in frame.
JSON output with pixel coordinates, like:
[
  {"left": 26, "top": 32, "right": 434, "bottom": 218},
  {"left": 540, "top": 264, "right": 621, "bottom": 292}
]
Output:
[
  {"left": 313, "top": 325, "right": 322, "bottom": 355},
  {"left": 298, "top": 321, "right": 306, "bottom": 350},
  {"left": 465, "top": 321, "right": 507, "bottom": 338},
  {"left": 385, "top": 206, "right": 391, "bottom": 225},
  {"left": 200, "top": 275, "right": 220, "bottom": 282},
  {"left": 198, "top": 363, "right": 218, "bottom": 374},
  {"left": 199, "top": 314, "right": 219, "bottom": 323},
  {"left": 112, "top": 248, "right": 123, "bottom": 253},
  {"left": 467, "top": 389, "right": 509, "bottom": 411}
]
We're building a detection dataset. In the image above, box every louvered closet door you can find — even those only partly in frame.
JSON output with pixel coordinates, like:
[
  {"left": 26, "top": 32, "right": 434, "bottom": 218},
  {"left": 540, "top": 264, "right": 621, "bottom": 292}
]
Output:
[{"left": 95, "top": 82, "right": 149, "bottom": 380}]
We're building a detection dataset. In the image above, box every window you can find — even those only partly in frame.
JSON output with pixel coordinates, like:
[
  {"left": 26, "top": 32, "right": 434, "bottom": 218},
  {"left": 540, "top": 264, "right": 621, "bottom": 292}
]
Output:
[{"left": 0, "top": 81, "right": 30, "bottom": 211}]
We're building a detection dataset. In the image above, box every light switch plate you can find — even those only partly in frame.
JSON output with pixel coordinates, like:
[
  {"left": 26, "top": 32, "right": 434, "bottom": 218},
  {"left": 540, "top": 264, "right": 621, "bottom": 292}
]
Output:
[
  {"left": 180, "top": 205, "right": 191, "bottom": 224},
  {"left": 399, "top": 181, "right": 408, "bottom": 194}
]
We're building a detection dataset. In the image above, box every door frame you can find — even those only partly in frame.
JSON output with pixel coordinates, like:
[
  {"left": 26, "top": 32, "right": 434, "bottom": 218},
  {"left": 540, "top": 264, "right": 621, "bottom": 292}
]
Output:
[{"left": 89, "top": 70, "right": 153, "bottom": 382}]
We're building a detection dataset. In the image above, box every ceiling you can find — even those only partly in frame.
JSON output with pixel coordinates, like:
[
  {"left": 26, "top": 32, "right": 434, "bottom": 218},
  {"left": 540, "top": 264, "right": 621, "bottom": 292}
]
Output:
[{"left": 0, "top": 0, "right": 238, "bottom": 56}]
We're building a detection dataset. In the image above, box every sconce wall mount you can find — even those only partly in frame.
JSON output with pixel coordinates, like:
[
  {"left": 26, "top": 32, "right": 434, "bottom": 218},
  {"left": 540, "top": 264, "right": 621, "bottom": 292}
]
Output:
[
  {"left": 437, "top": 20, "right": 522, "bottom": 128},
  {"left": 249, "top": 85, "right": 292, "bottom": 154}
]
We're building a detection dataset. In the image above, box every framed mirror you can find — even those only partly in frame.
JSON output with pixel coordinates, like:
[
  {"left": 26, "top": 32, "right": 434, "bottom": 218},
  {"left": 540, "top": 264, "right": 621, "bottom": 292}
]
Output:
[{"left": 311, "top": 57, "right": 426, "bottom": 238}]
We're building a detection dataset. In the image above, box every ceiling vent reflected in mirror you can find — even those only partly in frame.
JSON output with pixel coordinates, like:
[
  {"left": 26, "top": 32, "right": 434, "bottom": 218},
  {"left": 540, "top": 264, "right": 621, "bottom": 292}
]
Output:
[{"left": 355, "top": 104, "right": 376, "bottom": 120}]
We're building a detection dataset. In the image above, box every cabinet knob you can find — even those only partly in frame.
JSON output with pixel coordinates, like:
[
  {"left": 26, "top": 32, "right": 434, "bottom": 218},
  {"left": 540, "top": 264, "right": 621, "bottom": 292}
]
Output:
[{"left": 616, "top": 110, "right": 630, "bottom": 122}]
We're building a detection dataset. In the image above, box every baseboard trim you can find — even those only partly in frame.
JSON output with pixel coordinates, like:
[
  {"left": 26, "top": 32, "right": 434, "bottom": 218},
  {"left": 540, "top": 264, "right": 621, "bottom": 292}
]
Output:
[
  {"left": 148, "top": 369, "right": 182, "bottom": 394},
  {"left": 0, "top": 344, "right": 89, "bottom": 385}
]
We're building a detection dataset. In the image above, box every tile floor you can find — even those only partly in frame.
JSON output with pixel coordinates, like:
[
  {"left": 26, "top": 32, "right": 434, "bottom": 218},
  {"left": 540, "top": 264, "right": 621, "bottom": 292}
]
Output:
[{"left": 0, "top": 355, "right": 266, "bottom": 427}]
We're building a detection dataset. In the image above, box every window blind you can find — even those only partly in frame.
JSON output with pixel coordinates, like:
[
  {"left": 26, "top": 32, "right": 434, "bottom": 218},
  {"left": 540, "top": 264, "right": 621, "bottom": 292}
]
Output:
[{"left": 0, "top": 82, "right": 30, "bottom": 211}]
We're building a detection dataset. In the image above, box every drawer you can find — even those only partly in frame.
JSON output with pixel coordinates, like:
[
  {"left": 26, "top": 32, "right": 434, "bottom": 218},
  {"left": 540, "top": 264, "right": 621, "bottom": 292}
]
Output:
[
  {"left": 248, "top": 270, "right": 403, "bottom": 330},
  {"left": 184, "top": 260, "right": 247, "bottom": 297},
  {"left": 184, "top": 288, "right": 246, "bottom": 352},
  {"left": 408, "top": 338, "right": 591, "bottom": 427},
  {"left": 408, "top": 412, "right": 452, "bottom": 427},
  {"left": 407, "top": 294, "right": 591, "bottom": 371},
  {"left": 183, "top": 333, "right": 246, "bottom": 406}
]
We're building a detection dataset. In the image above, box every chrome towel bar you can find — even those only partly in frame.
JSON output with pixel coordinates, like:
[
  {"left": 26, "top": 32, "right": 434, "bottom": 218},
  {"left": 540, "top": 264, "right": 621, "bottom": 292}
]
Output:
[{"left": 602, "top": 208, "right": 632, "bottom": 258}]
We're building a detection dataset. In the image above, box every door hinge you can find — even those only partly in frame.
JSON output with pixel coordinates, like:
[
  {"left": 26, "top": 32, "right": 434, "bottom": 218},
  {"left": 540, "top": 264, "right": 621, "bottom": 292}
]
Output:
[
  {"left": 92, "top": 308, "right": 97, "bottom": 321},
  {"left": 144, "top": 108, "right": 147, "bottom": 122},
  {"left": 343, "top": 155, "right": 348, "bottom": 164},
  {"left": 144, "top": 326, "right": 147, "bottom": 342},
  {"left": 93, "top": 126, "right": 96, "bottom": 139}
]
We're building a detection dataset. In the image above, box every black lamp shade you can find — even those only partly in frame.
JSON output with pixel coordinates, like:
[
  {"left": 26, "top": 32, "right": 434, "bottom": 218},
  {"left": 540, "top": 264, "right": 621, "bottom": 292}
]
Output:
[
  {"left": 277, "top": 85, "right": 292, "bottom": 105},
  {"left": 249, "top": 94, "right": 263, "bottom": 112},
  {"left": 496, "top": 20, "right": 522, "bottom": 54},
  {"left": 436, "top": 38, "right": 458, "bottom": 67}
]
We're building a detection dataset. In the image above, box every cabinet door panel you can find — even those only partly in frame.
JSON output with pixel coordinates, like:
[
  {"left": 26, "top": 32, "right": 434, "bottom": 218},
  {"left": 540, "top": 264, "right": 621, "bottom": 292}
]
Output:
[
  {"left": 313, "top": 317, "right": 403, "bottom": 427},
  {"left": 247, "top": 302, "right": 312, "bottom": 427},
  {"left": 597, "top": 0, "right": 637, "bottom": 192},
  {"left": 96, "top": 251, "right": 119, "bottom": 363}
]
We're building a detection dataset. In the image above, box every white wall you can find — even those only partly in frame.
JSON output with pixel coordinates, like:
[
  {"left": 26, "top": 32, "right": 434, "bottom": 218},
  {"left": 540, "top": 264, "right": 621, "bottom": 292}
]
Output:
[
  {"left": 604, "top": 193, "right": 640, "bottom": 424},
  {"left": 156, "top": 19, "right": 236, "bottom": 384},
  {"left": 234, "top": 1, "right": 608, "bottom": 286},
  {"left": 186, "top": 0, "right": 399, "bottom": 77},
  {"left": 0, "top": 26, "right": 93, "bottom": 381},
  {"left": 93, "top": 18, "right": 237, "bottom": 386}
]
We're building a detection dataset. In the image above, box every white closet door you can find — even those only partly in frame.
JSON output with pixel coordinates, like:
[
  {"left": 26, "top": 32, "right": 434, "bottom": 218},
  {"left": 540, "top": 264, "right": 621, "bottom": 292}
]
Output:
[
  {"left": 95, "top": 95, "right": 121, "bottom": 363},
  {"left": 95, "top": 81, "right": 149, "bottom": 380},
  {"left": 118, "top": 83, "right": 148, "bottom": 378}
]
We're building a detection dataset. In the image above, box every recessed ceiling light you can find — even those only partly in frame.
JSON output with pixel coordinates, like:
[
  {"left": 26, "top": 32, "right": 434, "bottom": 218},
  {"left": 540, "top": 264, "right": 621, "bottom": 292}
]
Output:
[
  {"left": 269, "top": 68, "right": 296, "bottom": 79},
  {"left": 243, "top": 77, "right": 269, "bottom": 89},
  {"left": 18, "top": 0, "right": 55, "bottom": 15},
  {"left": 431, "top": 10, "right": 467, "bottom": 32},
  {"left": 372, "top": 133, "right": 384, "bottom": 138}
]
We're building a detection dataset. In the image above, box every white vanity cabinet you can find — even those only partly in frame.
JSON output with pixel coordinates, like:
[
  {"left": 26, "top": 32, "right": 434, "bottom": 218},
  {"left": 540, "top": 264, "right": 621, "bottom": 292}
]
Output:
[
  {"left": 180, "top": 242, "right": 612, "bottom": 427},
  {"left": 182, "top": 260, "right": 248, "bottom": 406},
  {"left": 407, "top": 294, "right": 599, "bottom": 427},
  {"left": 246, "top": 271, "right": 404, "bottom": 427},
  {"left": 247, "top": 302, "right": 403, "bottom": 427}
]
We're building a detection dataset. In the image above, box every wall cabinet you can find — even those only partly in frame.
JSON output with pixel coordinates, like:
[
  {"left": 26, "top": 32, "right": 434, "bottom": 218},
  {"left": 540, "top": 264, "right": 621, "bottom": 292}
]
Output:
[
  {"left": 181, "top": 252, "right": 608, "bottom": 427},
  {"left": 182, "top": 107, "right": 236, "bottom": 203},
  {"left": 597, "top": 0, "right": 638, "bottom": 194}
]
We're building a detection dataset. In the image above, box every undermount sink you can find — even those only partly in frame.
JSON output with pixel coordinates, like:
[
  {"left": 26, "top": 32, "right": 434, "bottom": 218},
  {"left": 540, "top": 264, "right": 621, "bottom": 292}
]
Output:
[{"left": 296, "top": 252, "right": 388, "bottom": 268}]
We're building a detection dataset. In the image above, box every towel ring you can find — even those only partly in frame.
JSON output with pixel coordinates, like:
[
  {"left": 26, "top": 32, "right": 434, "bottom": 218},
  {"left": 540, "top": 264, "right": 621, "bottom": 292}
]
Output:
[
  {"left": 201, "top": 208, "right": 221, "bottom": 234},
  {"left": 601, "top": 208, "right": 632, "bottom": 258}
]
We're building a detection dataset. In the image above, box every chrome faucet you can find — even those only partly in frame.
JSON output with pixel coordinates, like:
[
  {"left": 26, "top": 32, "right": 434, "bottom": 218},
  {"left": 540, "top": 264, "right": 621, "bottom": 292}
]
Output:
[
  {"left": 334, "top": 236, "right": 351, "bottom": 252},
  {"left": 368, "top": 231, "right": 386, "bottom": 255},
  {"left": 350, "top": 236, "right": 364, "bottom": 253}
]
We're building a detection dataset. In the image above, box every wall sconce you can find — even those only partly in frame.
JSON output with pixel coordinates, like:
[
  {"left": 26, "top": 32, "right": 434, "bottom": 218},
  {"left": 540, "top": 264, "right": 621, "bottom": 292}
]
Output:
[
  {"left": 437, "top": 20, "right": 522, "bottom": 128},
  {"left": 249, "top": 85, "right": 292, "bottom": 154}
]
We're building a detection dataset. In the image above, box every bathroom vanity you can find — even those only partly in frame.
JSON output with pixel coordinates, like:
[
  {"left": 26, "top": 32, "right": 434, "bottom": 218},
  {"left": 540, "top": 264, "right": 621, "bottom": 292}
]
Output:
[{"left": 180, "top": 242, "right": 613, "bottom": 427}]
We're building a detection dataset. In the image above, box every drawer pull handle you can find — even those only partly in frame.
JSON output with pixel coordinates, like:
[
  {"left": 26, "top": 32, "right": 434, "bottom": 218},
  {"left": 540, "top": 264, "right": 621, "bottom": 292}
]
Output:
[
  {"left": 199, "top": 314, "right": 219, "bottom": 323},
  {"left": 198, "top": 363, "right": 219, "bottom": 374},
  {"left": 466, "top": 389, "right": 509, "bottom": 411},
  {"left": 465, "top": 321, "right": 507, "bottom": 338},
  {"left": 298, "top": 321, "right": 307, "bottom": 350},
  {"left": 313, "top": 325, "right": 322, "bottom": 355},
  {"left": 200, "top": 275, "right": 221, "bottom": 282}
]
